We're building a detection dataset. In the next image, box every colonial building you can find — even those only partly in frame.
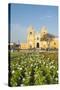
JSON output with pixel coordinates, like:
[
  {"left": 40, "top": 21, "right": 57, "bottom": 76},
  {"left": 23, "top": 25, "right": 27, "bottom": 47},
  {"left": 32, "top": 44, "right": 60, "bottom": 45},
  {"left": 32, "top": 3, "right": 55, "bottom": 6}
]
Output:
[{"left": 20, "top": 26, "right": 58, "bottom": 49}]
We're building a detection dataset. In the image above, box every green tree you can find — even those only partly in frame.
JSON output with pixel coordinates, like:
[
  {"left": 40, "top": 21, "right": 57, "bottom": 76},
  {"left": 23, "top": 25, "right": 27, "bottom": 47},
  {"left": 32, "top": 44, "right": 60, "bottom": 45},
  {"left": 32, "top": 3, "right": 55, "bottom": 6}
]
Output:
[{"left": 40, "top": 33, "right": 55, "bottom": 50}]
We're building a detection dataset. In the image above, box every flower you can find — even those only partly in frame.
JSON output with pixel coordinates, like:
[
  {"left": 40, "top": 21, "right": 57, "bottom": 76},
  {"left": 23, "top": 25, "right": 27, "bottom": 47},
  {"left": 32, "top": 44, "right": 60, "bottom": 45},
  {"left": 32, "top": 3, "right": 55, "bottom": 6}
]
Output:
[
  {"left": 23, "top": 78, "right": 25, "bottom": 81},
  {"left": 57, "top": 70, "right": 58, "bottom": 74},
  {"left": 55, "top": 78, "right": 58, "bottom": 81},
  {"left": 35, "top": 74, "right": 38, "bottom": 78},
  {"left": 39, "top": 61, "right": 41, "bottom": 64},
  {"left": 19, "top": 68, "right": 22, "bottom": 70},
  {"left": 46, "top": 65, "right": 48, "bottom": 68},
  {"left": 31, "top": 64, "right": 33, "bottom": 67},
  {"left": 17, "top": 58, "right": 20, "bottom": 60},
  {"left": 48, "top": 58, "right": 50, "bottom": 60},
  {"left": 12, "top": 70, "right": 15, "bottom": 74},
  {"left": 21, "top": 84, "right": 24, "bottom": 86},
  {"left": 43, "top": 62, "right": 45, "bottom": 65},
  {"left": 50, "top": 65, "right": 55, "bottom": 69}
]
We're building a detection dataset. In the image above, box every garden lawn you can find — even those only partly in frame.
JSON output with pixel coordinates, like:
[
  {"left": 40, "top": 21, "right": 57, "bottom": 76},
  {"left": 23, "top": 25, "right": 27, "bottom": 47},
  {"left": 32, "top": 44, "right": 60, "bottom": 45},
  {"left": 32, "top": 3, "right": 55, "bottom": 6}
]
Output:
[{"left": 9, "top": 51, "right": 58, "bottom": 86}]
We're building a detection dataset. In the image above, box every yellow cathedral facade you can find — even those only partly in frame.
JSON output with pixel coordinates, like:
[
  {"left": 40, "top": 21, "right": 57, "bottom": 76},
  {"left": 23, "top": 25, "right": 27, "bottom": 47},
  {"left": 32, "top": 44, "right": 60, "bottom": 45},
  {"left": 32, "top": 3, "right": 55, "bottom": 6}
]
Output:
[{"left": 20, "top": 26, "right": 58, "bottom": 49}]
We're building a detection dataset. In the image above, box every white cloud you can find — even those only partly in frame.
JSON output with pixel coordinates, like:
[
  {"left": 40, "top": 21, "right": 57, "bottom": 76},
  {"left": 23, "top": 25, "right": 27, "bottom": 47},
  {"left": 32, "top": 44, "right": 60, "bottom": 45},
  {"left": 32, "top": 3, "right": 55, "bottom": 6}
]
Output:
[{"left": 40, "top": 15, "right": 52, "bottom": 20}]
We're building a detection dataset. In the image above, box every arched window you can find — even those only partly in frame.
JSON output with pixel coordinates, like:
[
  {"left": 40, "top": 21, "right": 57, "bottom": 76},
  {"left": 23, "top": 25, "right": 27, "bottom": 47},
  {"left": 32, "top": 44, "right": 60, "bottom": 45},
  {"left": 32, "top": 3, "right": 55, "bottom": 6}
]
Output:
[
  {"left": 30, "top": 32, "right": 32, "bottom": 35},
  {"left": 54, "top": 42, "right": 56, "bottom": 45},
  {"left": 37, "top": 37, "right": 39, "bottom": 40}
]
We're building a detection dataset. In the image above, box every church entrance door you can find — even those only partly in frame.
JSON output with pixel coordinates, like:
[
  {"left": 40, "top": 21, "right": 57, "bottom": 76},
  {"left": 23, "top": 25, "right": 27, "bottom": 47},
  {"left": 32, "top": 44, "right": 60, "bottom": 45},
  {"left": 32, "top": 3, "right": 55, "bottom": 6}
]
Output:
[{"left": 36, "top": 43, "right": 39, "bottom": 48}]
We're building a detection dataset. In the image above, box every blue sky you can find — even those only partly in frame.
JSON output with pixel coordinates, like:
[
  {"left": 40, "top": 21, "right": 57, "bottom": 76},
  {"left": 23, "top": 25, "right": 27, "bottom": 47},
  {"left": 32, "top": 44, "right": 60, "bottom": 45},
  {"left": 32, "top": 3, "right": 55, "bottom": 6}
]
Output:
[{"left": 10, "top": 4, "right": 58, "bottom": 43}]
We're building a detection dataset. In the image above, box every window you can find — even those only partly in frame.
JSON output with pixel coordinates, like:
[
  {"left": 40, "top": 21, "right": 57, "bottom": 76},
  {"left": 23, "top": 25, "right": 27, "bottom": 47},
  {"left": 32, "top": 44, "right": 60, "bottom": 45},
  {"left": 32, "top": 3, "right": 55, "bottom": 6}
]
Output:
[
  {"left": 30, "top": 32, "right": 32, "bottom": 35},
  {"left": 54, "top": 42, "right": 56, "bottom": 45},
  {"left": 37, "top": 37, "right": 39, "bottom": 40}
]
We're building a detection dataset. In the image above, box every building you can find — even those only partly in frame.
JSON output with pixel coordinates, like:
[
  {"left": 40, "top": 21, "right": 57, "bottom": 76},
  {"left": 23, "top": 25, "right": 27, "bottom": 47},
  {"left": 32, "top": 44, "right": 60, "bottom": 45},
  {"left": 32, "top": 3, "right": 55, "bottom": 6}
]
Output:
[
  {"left": 8, "top": 42, "right": 20, "bottom": 51},
  {"left": 20, "top": 26, "right": 58, "bottom": 50}
]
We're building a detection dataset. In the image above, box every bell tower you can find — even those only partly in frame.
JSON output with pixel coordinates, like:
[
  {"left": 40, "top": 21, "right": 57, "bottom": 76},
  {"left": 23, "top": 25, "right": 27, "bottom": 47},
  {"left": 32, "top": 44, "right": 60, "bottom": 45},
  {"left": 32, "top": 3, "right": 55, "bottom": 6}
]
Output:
[
  {"left": 40, "top": 26, "right": 48, "bottom": 38},
  {"left": 27, "top": 26, "right": 35, "bottom": 49}
]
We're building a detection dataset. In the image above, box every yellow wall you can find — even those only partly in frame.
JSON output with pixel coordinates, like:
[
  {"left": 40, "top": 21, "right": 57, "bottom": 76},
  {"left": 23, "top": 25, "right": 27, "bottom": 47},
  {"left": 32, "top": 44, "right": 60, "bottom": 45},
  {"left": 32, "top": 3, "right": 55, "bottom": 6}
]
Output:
[
  {"left": 50, "top": 38, "right": 58, "bottom": 49},
  {"left": 20, "top": 43, "right": 28, "bottom": 49},
  {"left": 40, "top": 41, "right": 48, "bottom": 49}
]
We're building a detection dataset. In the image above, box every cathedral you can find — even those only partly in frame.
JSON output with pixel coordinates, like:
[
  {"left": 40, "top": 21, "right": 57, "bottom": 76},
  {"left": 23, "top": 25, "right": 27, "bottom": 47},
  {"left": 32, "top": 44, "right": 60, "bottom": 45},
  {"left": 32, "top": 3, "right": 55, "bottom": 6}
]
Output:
[{"left": 20, "top": 26, "right": 58, "bottom": 50}]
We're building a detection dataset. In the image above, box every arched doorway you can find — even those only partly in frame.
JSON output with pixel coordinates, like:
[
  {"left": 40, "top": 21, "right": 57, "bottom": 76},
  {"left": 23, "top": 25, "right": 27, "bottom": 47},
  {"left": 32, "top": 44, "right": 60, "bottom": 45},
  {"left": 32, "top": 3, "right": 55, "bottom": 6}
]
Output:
[{"left": 36, "top": 43, "right": 39, "bottom": 48}]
